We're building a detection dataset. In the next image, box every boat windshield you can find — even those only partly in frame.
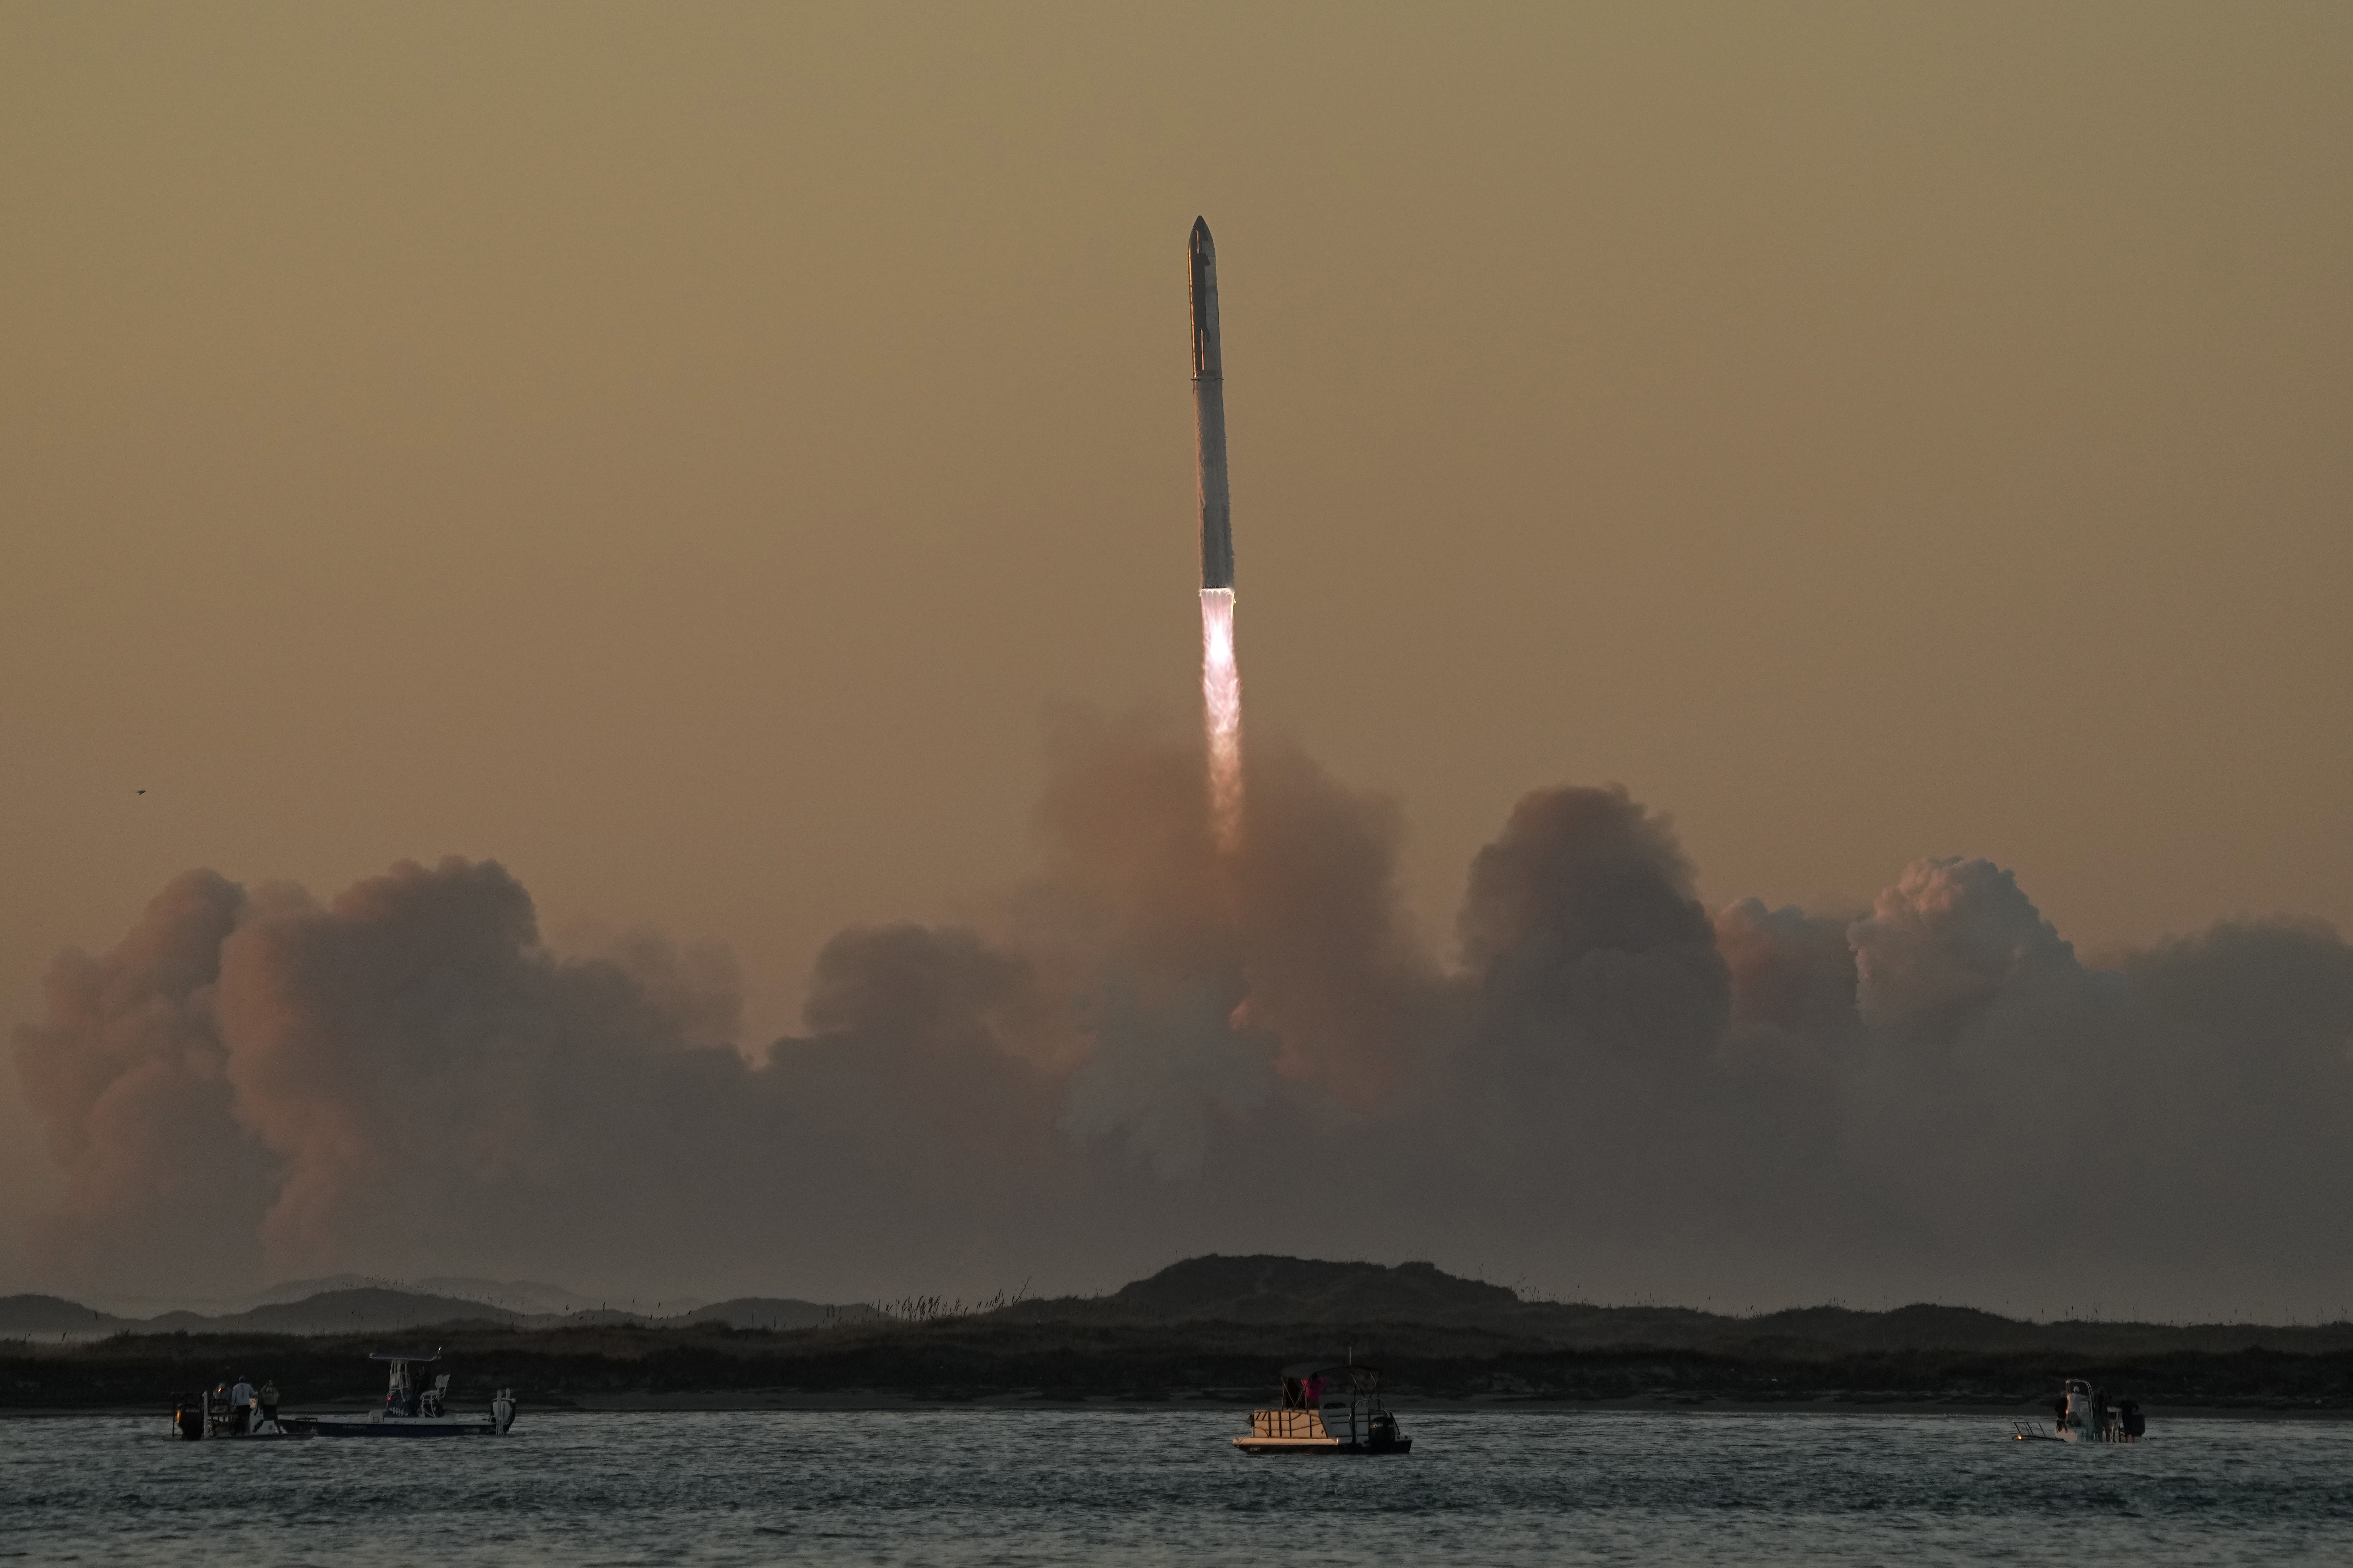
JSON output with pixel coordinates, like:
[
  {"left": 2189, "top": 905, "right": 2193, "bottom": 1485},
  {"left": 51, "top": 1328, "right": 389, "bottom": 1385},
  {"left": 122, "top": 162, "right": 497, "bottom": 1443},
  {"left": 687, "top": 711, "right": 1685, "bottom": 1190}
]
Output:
[{"left": 369, "top": 1352, "right": 441, "bottom": 1409}]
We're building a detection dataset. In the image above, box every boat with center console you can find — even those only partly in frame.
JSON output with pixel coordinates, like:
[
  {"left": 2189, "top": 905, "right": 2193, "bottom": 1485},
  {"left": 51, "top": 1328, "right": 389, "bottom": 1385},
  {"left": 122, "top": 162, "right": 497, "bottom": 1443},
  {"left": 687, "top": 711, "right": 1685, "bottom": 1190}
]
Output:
[
  {"left": 172, "top": 1350, "right": 517, "bottom": 1439},
  {"left": 2013, "top": 1378, "right": 2144, "bottom": 1444}
]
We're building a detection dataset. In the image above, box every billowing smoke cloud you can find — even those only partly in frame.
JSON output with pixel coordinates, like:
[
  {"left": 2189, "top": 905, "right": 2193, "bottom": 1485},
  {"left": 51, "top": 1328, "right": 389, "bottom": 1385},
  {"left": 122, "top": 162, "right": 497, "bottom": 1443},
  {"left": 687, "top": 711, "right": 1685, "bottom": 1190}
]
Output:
[
  {"left": 16, "top": 871, "right": 275, "bottom": 1288},
  {"left": 16, "top": 712, "right": 2353, "bottom": 1317}
]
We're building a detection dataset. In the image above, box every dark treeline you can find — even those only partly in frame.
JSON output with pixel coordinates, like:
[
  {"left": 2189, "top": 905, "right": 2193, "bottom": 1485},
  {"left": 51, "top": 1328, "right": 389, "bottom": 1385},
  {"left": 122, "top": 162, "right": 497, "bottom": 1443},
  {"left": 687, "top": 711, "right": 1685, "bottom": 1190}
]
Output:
[{"left": 10, "top": 1314, "right": 2353, "bottom": 1414}]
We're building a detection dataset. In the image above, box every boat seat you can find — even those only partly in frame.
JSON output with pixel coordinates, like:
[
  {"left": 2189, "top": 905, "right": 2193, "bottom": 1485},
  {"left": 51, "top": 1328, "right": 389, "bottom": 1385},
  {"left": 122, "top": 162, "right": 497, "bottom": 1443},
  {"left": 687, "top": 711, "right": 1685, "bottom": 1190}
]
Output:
[{"left": 1248, "top": 1409, "right": 1329, "bottom": 1440}]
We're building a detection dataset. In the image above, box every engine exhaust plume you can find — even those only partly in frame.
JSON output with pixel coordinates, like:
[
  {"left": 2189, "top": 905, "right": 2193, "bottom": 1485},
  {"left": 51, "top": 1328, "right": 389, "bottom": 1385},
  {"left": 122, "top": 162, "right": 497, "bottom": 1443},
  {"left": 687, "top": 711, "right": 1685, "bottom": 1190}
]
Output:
[{"left": 1202, "top": 587, "right": 1241, "bottom": 846}]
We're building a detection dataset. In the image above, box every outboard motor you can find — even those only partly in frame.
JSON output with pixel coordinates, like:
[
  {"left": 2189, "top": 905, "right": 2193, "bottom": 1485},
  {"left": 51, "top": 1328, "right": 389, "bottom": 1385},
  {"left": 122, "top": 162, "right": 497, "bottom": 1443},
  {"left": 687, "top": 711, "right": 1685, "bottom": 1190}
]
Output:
[{"left": 492, "top": 1390, "right": 517, "bottom": 1434}]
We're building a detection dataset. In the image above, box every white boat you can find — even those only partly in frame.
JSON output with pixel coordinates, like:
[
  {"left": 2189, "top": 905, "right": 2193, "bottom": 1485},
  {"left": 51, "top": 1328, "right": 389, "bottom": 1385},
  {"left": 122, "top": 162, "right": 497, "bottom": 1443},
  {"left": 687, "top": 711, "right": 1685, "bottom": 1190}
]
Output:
[
  {"left": 307, "top": 1351, "right": 517, "bottom": 1437},
  {"left": 1233, "top": 1359, "right": 1410, "bottom": 1456},
  {"left": 173, "top": 1350, "right": 516, "bottom": 1439},
  {"left": 2013, "top": 1377, "right": 2144, "bottom": 1444}
]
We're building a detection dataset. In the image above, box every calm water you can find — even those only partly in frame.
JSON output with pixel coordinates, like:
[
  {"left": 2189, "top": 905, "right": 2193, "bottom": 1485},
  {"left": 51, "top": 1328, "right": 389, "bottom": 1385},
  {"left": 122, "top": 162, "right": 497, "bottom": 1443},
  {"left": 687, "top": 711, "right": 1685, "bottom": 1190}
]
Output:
[{"left": 5, "top": 1408, "right": 2351, "bottom": 1565}]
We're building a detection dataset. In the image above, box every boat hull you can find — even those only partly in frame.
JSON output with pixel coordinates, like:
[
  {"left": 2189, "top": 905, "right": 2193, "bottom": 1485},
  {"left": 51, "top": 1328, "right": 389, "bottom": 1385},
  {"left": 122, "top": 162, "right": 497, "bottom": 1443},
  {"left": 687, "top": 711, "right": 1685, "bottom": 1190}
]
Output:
[
  {"left": 2013, "top": 1422, "right": 2141, "bottom": 1445},
  {"left": 303, "top": 1415, "right": 505, "bottom": 1438},
  {"left": 1232, "top": 1436, "right": 1411, "bottom": 1456},
  {"left": 175, "top": 1412, "right": 510, "bottom": 1439}
]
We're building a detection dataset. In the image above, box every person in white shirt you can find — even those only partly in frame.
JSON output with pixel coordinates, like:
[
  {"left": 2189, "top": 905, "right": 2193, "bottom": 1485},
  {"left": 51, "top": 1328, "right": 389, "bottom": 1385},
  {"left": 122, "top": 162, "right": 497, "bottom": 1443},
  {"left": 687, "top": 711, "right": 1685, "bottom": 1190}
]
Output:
[{"left": 229, "top": 1377, "right": 256, "bottom": 1435}]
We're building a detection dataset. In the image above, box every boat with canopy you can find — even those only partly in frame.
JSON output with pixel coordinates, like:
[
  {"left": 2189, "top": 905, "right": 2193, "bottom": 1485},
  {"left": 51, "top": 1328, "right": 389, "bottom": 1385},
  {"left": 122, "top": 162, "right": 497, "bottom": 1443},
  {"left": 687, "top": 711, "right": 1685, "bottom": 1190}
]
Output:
[{"left": 1232, "top": 1358, "right": 1410, "bottom": 1455}]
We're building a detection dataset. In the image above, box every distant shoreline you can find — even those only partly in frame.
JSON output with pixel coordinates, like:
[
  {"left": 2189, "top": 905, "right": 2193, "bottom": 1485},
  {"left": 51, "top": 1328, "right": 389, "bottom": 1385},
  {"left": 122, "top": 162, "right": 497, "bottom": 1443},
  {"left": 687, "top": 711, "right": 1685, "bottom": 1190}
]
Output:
[
  {"left": 13, "top": 1258, "right": 2353, "bottom": 1420},
  {"left": 12, "top": 1323, "right": 2353, "bottom": 1415}
]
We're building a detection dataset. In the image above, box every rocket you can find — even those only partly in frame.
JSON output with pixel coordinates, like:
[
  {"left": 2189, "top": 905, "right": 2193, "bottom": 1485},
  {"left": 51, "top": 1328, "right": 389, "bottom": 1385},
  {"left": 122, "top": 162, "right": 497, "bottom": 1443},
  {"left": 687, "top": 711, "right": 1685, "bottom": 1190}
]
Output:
[
  {"left": 1189, "top": 217, "right": 1244, "bottom": 841},
  {"left": 1190, "top": 217, "right": 1234, "bottom": 591}
]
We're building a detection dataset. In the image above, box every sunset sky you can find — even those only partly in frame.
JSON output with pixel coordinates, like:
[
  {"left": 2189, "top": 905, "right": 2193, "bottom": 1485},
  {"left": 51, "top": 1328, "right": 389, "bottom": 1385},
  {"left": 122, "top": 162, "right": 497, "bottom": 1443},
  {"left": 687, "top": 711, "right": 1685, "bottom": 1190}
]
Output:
[{"left": 4, "top": 4, "right": 2349, "bottom": 1306}]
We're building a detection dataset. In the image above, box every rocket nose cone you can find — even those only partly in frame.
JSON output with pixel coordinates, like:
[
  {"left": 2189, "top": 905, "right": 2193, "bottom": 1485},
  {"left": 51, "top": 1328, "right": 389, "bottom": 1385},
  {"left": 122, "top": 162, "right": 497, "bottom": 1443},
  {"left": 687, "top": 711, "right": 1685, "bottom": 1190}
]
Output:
[{"left": 1190, "top": 216, "right": 1214, "bottom": 256}]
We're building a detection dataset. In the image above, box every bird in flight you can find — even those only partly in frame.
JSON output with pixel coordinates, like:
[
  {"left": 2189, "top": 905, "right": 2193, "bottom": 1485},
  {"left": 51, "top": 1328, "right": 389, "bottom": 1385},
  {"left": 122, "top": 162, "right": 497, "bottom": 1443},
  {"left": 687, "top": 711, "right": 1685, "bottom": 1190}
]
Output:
[{"left": 136, "top": 789, "right": 145, "bottom": 795}]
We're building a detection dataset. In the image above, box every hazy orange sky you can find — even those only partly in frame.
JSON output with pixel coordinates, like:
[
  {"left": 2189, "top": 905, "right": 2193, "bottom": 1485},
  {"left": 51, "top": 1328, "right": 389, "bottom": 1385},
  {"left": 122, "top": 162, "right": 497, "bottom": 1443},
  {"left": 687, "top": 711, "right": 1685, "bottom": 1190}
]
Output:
[{"left": 4, "top": 3, "right": 2349, "bottom": 1286}]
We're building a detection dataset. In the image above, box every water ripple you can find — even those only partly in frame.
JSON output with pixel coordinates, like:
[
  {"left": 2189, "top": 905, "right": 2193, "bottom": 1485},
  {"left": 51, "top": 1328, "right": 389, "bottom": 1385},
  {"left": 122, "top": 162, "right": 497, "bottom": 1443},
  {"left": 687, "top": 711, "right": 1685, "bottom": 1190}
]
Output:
[{"left": 3, "top": 1409, "right": 2349, "bottom": 1565}]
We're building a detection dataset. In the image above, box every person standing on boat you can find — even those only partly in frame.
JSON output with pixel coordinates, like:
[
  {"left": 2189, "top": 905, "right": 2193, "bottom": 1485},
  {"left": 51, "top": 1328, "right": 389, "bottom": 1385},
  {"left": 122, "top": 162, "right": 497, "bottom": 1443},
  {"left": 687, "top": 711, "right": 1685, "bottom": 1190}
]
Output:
[
  {"left": 258, "top": 1379, "right": 280, "bottom": 1429},
  {"left": 1303, "top": 1373, "right": 1325, "bottom": 1408},
  {"left": 229, "top": 1376, "right": 255, "bottom": 1435}
]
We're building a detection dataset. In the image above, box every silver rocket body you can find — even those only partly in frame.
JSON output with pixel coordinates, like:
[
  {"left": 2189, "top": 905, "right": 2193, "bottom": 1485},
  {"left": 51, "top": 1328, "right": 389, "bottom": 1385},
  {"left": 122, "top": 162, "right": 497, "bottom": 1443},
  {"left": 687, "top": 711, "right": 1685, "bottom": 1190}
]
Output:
[{"left": 1190, "top": 217, "right": 1235, "bottom": 591}]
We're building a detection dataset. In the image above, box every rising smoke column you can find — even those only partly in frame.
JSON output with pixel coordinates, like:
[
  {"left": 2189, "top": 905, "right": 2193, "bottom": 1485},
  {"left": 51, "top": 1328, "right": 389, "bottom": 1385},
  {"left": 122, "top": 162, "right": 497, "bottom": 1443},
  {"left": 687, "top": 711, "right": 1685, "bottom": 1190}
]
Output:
[{"left": 1190, "top": 217, "right": 1241, "bottom": 845}]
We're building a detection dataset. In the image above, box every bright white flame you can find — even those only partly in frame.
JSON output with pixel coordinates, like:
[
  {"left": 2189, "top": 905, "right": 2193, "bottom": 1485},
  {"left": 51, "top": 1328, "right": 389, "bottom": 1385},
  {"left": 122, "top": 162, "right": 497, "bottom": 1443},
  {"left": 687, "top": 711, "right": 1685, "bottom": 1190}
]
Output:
[{"left": 1200, "top": 587, "right": 1242, "bottom": 848}]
